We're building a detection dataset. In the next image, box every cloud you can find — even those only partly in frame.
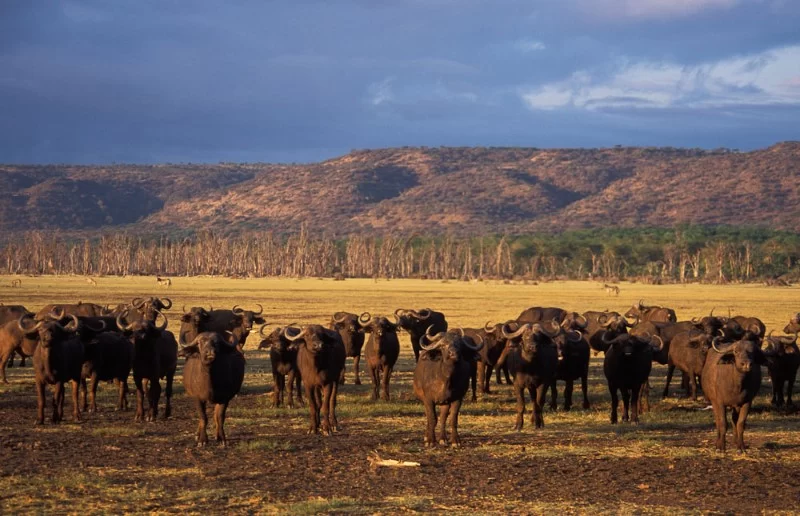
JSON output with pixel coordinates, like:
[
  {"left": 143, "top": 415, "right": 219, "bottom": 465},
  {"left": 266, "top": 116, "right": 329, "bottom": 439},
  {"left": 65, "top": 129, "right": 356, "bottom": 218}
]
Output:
[
  {"left": 572, "top": 0, "right": 742, "bottom": 20},
  {"left": 521, "top": 45, "right": 800, "bottom": 111}
]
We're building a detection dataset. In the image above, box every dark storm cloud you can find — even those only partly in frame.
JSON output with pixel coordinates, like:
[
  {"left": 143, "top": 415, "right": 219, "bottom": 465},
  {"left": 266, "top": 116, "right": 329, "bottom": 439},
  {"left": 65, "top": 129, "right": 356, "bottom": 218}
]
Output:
[{"left": 0, "top": 0, "right": 798, "bottom": 163}]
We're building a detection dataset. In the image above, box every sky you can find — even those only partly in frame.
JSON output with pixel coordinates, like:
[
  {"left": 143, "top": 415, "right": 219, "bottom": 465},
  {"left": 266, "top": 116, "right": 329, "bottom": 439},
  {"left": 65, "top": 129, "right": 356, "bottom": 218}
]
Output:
[{"left": 1, "top": 0, "right": 799, "bottom": 164}]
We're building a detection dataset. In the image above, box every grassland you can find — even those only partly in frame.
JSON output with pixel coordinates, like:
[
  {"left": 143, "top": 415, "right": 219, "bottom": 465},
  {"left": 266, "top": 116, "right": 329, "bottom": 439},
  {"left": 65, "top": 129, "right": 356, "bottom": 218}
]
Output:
[{"left": 1, "top": 276, "right": 799, "bottom": 514}]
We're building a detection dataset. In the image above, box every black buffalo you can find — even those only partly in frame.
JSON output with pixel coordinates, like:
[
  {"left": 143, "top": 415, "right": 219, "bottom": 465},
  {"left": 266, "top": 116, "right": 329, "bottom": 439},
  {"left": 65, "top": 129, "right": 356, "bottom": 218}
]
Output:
[
  {"left": 413, "top": 328, "right": 482, "bottom": 447},
  {"left": 395, "top": 308, "right": 448, "bottom": 362}
]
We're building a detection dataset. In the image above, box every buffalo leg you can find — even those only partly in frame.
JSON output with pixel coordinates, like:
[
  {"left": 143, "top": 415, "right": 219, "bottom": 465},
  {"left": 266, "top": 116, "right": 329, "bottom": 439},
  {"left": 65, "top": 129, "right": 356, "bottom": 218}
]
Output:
[
  {"left": 196, "top": 399, "right": 208, "bottom": 446},
  {"left": 621, "top": 387, "right": 631, "bottom": 423},
  {"left": 329, "top": 381, "right": 339, "bottom": 432},
  {"left": 80, "top": 377, "right": 89, "bottom": 411},
  {"left": 564, "top": 379, "right": 575, "bottom": 411},
  {"left": 423, "top": 400, "right": 436, "bottom": 447},
  {"left": 478, "top": 362, "right": 488, "bottom": 394},
  {"left": 71, "top": 379, "right": 81, "bottom": 422},
  {"left": 609, "top": 384, "right": 619, "bottom": 424},
  {"left": 163, "top": 373, "right": 173, "bottom": 419},
  {"left": 713, "top": 403, "right": 727, "bottom": 452},
  {"left": 214, "top": 403, "right": 228, "bottom": 446},
  {"left": 732, "top": 403, "right": 749, "bottom": 452},
  {"left": 90, "top": 373, "right": 99, "bottom": 412},
  {"left": 305, "top": 384, "right": 319, "bottom": 434},
  {"left": 448, "top": 400, "right": 462, "bottom": 447},
  {"left": 53, "top": 381, "right": 64, "bottom": 423},
  {"left": 353, "top": 355, "right": 361, "bottom": 385},
  {"left": 320, "top": 384, "right": 333, "bottom": 436},
  {"left": 437, "top": 403, "right": 451, "bottom": 446},
  {"left": 382, "top": 366, "right": 393, "bottom": 401},
  {"left": 630, "top": 385, "right": 640, "bottom": 425},
  {"left": 35, "top": 380, "right": 46, "bottom": 425},
  {"left": 134, "top": 377, "right": 145, "bottom": 421},
  {"left": 663, "top": 365, "right": 675, "bottom": 398},
  {"left": 581, "top": 371, "right": 590, "bottom": 409},
  {"left": 533, "top": 384, "right": 546, "bottom": 428},
  {"left": 273, "top": 372, "right": 285, "bottom": 407},
  {"left": 513, "top": 384, "right": 526, "bottom": 431}
]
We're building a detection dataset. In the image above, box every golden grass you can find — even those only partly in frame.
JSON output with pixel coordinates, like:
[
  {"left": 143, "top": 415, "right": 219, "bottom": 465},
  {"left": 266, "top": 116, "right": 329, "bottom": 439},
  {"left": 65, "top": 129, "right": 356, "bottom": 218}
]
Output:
[{"left": 1, "top": 276, "right": 799, "bottom": 514}]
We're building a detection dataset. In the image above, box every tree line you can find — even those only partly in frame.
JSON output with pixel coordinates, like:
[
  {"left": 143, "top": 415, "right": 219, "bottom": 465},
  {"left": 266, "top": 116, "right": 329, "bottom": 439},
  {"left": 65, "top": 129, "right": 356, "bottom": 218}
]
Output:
[{"left": 2, "top": 226, "right": 798, "bottom": 283}]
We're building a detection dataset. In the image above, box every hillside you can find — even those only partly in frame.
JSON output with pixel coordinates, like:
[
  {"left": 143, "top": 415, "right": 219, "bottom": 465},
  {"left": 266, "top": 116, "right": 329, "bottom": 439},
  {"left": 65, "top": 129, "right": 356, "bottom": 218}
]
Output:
[{"left": 1, "top": 143, "right": 798, "bottom": 235}]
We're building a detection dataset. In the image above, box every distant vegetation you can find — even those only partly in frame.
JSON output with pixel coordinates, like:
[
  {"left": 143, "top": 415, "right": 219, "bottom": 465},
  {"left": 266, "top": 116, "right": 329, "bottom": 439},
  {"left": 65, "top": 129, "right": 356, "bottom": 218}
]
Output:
[
  {"left": 2, "top": 225, "right": 798, "bottom": 282},
  {"left": 0, "top": 142, "right": 798, "bottom": 235}
]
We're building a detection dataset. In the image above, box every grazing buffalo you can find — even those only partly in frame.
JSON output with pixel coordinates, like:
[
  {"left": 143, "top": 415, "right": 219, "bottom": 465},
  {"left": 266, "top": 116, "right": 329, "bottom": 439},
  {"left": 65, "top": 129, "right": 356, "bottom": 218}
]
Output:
[
  {"left": 498, "top": 321, "right": 559, "bottom": 430},
  {"left": 258, "top": 325, "right": 303, "bottom": 408},
  {"left": 701, "top": 337, "right": 775, "bottom": 452},
  {"left": 784, "top": 313, "right": 800, "bottom": 335},
  {"left": 663, "top": 330, "right": 712, "bottom": 401},
  {"left": 118, "top": 312, "right": 177, "bottom": 422},
  {"left": 180, "top": 332, "right": 246, "bottom": 447},
  {"left": 764, "top": 331, "right": 799, "bottom": 407},
  {"left": 395, "top": 308, "right": 448, "bottom": 362},
  {"left": 20, "top": 314, "right": 84, "bottom": 424},
  {"left": 329, "top": 312, "right": 366, "bottom": 384},
  {"left": 625, "top": 300, "right": 677, "bottom": 323},
  {"left": 413, "top": 328, "right": 482, "bottom": 447},
  {"left": 549, "top": 327, "right": 590, "bottom": 411},
  {"left": 599, "top": 332, "right": 663, "bottom": 424},
  {"left": 179, "top": 305, "right": 265, "bottom": 352},
  {"left": 80, "top": 331, "right": 133, "bottom": 412},
  {"left": 359, "top": 313, "right": 400, "bottom": 401},
  {"left": 283, "top": 324, "right": 345, "bottom": 435}
]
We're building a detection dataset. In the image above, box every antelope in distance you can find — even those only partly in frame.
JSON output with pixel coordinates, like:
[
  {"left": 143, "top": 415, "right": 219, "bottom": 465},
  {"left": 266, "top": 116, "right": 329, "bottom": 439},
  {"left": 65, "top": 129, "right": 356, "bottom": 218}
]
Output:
[{"left": 603, "top": 284, "right": 620, "bottom": 296}]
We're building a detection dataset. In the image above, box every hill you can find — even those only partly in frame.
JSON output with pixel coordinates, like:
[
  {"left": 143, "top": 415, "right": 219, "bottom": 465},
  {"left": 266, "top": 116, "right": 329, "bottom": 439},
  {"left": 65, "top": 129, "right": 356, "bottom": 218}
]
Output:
[{"left": 1, "top": 143, "right": 798, "bottom": 235}]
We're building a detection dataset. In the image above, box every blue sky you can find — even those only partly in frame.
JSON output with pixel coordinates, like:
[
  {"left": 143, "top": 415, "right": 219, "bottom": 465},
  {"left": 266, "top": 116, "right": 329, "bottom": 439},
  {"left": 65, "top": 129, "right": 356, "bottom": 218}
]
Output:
[{"left": 1, "top": 0, "right": 799, "bottom": 163}]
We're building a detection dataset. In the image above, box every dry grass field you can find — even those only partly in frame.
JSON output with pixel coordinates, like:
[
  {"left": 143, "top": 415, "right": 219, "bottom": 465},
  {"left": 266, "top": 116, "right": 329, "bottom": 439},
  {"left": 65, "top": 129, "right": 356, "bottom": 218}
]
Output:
[{"left": 1, "top": 276, "right": 799, "bottom": 514}]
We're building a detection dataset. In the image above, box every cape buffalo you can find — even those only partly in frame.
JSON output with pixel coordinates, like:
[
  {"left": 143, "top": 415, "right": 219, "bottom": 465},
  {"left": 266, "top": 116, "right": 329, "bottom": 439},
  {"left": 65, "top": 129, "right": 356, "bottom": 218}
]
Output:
[
  {"left": 498, "top": 321, "right": 560, "bottom": 430},
  {"left": 764, "top": 331, "right": 799, "bottom": 407},
  {"left": 118, "top": 311, "right": 177, "bottom": 422},
  {"left": 180, "top": 332, "right": 246, "bottom": 447},
  {"left": 395, "top": 308, "right": 448, "bottom": 362},
  {"left": 701, "top": 337, "right": 775, "bottom": 452},
  {"left": 600, "top": 332, "right": 663, "bottom": 424},
  {"left": 359, "top": 313, "right": 400, "bottom": 401},
  {"left": 329, "top": 312, "right": 366, "bottom": 384},
  {"left": 258, "top": 325, "right": 303, "bottom": 408},
  {"left": 283, "top": 324, "right": 345, "bottom": 435},
  {"left": 20, "top": 313, "right": 84, "bottom": 424},
  {"left": 413, "top": 327, "right": 482, "bottom": 447}
]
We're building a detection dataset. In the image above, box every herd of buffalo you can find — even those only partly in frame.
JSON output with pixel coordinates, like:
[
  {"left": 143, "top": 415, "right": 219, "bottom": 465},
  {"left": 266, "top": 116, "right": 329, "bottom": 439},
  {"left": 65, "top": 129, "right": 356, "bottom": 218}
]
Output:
[{"left": 1, "top": 298, "right": 798, "bottom": 453}]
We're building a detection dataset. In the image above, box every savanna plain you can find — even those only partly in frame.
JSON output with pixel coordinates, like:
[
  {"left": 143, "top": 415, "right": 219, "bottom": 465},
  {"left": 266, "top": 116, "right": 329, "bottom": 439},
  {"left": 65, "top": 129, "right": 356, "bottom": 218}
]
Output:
[{"left": 1, "top": 276, "right": 799, "bottom": 514}]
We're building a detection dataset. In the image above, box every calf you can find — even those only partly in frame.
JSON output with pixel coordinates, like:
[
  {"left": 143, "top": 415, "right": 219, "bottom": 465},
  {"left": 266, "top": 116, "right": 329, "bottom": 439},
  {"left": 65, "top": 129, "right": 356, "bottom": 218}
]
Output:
[
  {"left": 413, "top": 328, "right": 482, "bottom": 447},
  {"left": 20, "top": 314, "right": 84, "bottom": 424},
  {"left": 258, "top": 325, "right": 303, "bottom": 408},
  {"left": 701, "top": 338, "right": 774, "bottom": 452},
  {"left": 599, "top": 332, "right": 663, "bottom": 424},
  {"left": 329, "top": 312, "right": 366, "bottom": 384},
  {"left": 497, "top": 321, "right": 559, "bottom": 430},
  {"left": 764, "top": 331, "right": 799, "bottom": 408},
  {"left": 118, "top": 312, "right": 178, "bottom": 422},
  {"left": 180, "top": 332, "right": 245, "bottom": 447},
  {"left": 395, "top": 308, "right": 448, "bottom": 362},
  {"left": 284, "top": 324, "right": 345, "bottom": 435},
  {"left": 359, "top": 313, "right": 400, "bottom": 401}
]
